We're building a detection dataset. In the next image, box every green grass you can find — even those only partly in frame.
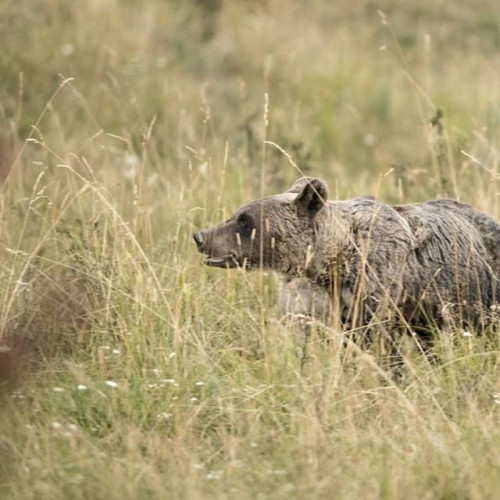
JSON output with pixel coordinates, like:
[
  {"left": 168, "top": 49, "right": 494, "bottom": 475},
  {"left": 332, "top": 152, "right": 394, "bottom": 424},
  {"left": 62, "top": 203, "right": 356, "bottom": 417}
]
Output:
[{"left": 0, "top": 1, "right": 499, "bottom": 498}]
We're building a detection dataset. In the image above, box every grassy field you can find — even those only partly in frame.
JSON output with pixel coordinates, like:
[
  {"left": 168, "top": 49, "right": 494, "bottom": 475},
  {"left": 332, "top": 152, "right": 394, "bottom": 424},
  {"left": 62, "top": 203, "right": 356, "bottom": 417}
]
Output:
[{"left": 0, "top": 0, "right": 499, "bottom": 498}]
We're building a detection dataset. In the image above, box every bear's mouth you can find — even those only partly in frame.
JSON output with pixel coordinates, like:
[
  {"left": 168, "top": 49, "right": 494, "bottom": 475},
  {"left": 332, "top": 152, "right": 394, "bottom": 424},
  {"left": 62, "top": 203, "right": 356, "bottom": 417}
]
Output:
[{"left": 204, "top": 254, "right": 240, "bottom": 269}]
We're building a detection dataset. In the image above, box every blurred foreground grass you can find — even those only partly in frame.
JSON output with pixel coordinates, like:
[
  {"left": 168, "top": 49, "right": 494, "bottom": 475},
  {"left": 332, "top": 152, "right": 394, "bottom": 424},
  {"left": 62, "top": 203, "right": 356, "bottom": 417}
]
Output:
[{"left": 0, "top": 1, "right": 499, "bottom": 498}]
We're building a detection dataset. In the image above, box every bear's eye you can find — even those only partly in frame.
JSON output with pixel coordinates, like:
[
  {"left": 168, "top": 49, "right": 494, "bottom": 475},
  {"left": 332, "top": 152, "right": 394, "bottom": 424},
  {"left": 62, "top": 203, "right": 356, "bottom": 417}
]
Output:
[{"left": 236, "top": 213, "right": 254, "bottom": 237}]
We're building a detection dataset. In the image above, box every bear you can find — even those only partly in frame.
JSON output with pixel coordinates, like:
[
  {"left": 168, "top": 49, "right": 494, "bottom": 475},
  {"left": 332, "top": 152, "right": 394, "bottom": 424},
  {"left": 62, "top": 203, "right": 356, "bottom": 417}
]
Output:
[
  {"left": 278, "top": 199, "right": 500, "bottom": 329},
  {"left": 277, "top": 276, "right": 331, "bottom": 323},
  {"left": 404, "top": 198, "right": 500, "bottom": 278},
  {"left": 193, "top": 177, "right": 500, "bottom": 335}
]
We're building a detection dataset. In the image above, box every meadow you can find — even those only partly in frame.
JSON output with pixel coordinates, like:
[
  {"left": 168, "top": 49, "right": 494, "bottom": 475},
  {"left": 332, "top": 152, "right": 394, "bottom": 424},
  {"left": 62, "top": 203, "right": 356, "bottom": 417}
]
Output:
[{"left": 0, "top": 0, "right": 499, "bottom": 498}]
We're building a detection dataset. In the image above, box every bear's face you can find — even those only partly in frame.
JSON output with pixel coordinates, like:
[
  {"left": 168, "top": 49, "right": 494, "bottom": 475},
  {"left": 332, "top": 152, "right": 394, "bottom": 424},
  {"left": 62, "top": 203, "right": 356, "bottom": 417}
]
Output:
[{"left": 193, "top": 177, "right": 328, "bottom": 273}]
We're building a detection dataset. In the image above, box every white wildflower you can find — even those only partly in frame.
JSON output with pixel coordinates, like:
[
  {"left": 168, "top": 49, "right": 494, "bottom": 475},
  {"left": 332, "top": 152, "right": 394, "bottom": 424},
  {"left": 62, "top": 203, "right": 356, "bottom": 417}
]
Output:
[
  {"left": 105, "top": 380, "right": 118, "bottom": 388},
  {"left": 77, "top": 384, "right": 88, "bottom": 391},
  {"left": 199, "top": 162, "right": 208, "bottom": 176},
  {"left": 124, "top": 152, "right": 139, "bottom": 167},
  {"left": 156, "top": 412, "right": 172, "bottom": 421},
  {"left": 53, "top": 387, "right": 65, "bottom": 393},
  {"left": 125, "top": 166, "right": 137, "bottom": 180},
  {"left": 270, "top": 469, "right": 287, "bottom": 476},
  {"left": 462, "top": 331, "right": 473, "bottom": 338},
  {"left": 206, "top": 470, "right": 222, "bottom": 480},
  {"left": 124, "top": 153, "right": 139, "bottom": 180},
  {"left": 363, "top": 134, "right": 377, "bottom": 147},
  {"left": 195, "top": 381, "right": 205, "bottom": 386},
  {"left": 61, "top": 43, "right": 75, "bottom": 56}
]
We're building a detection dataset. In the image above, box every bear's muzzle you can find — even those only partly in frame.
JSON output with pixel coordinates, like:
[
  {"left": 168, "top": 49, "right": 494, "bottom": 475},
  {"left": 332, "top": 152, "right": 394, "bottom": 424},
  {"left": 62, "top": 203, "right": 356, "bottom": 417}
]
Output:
[{"left": 193, "top": 230, "right": 241, "bottom": 268}]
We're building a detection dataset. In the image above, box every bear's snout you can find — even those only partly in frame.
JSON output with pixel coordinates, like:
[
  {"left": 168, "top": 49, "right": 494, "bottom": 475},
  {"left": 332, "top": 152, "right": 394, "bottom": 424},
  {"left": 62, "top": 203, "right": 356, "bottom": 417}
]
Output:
[{"left": 193, "top": 232, "right": 204, "bottom": 250}]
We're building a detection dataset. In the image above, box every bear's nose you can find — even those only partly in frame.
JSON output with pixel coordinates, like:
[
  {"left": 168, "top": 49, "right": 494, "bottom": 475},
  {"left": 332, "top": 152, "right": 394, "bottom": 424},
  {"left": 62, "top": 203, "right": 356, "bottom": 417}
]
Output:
[{"left": 193, "top": 232, "right": 204, "bottom": 249}]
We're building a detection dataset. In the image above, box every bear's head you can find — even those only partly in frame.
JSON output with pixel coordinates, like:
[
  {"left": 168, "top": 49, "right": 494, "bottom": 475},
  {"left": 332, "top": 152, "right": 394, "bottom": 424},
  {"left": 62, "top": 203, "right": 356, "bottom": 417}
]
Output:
[{"left": 193, "top": 177, "right": 329, "bottom": 274}]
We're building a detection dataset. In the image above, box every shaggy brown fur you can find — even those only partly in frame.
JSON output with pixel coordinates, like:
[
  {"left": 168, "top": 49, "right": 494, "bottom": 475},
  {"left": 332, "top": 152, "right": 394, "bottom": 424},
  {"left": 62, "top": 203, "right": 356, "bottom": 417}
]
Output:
[
  {"left": 194, "top": 177, "right": 500, "bottom": 333},
  {"left": 277, "top": 276, "right": 331, "bottom": 321}
]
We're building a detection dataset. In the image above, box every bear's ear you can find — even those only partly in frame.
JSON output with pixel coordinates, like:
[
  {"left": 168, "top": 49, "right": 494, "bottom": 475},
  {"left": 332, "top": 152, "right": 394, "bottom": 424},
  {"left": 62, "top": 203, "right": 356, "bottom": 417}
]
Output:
[
  {"left": 287, "top": 176, "right": 316, "bottom": 194},
  {"left": 293, "top": 177, "right": 328, "bottom": 217}
]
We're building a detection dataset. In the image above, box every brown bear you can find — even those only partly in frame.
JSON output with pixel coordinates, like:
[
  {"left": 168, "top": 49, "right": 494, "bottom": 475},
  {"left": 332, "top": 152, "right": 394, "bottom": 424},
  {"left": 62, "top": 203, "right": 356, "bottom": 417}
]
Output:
[
  {"left": 277, "top": 276, "right": 332, "bottom": 323},
  {"left": 193, "top": 177, "right": 500, "bottom": 333}
]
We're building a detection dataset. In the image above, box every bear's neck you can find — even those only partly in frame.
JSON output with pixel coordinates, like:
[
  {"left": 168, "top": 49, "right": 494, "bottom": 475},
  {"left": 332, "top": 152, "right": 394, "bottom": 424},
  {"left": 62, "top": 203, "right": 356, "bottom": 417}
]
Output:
[{"left": 295, "top": 203, "right": 354, "bottom": 288}]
